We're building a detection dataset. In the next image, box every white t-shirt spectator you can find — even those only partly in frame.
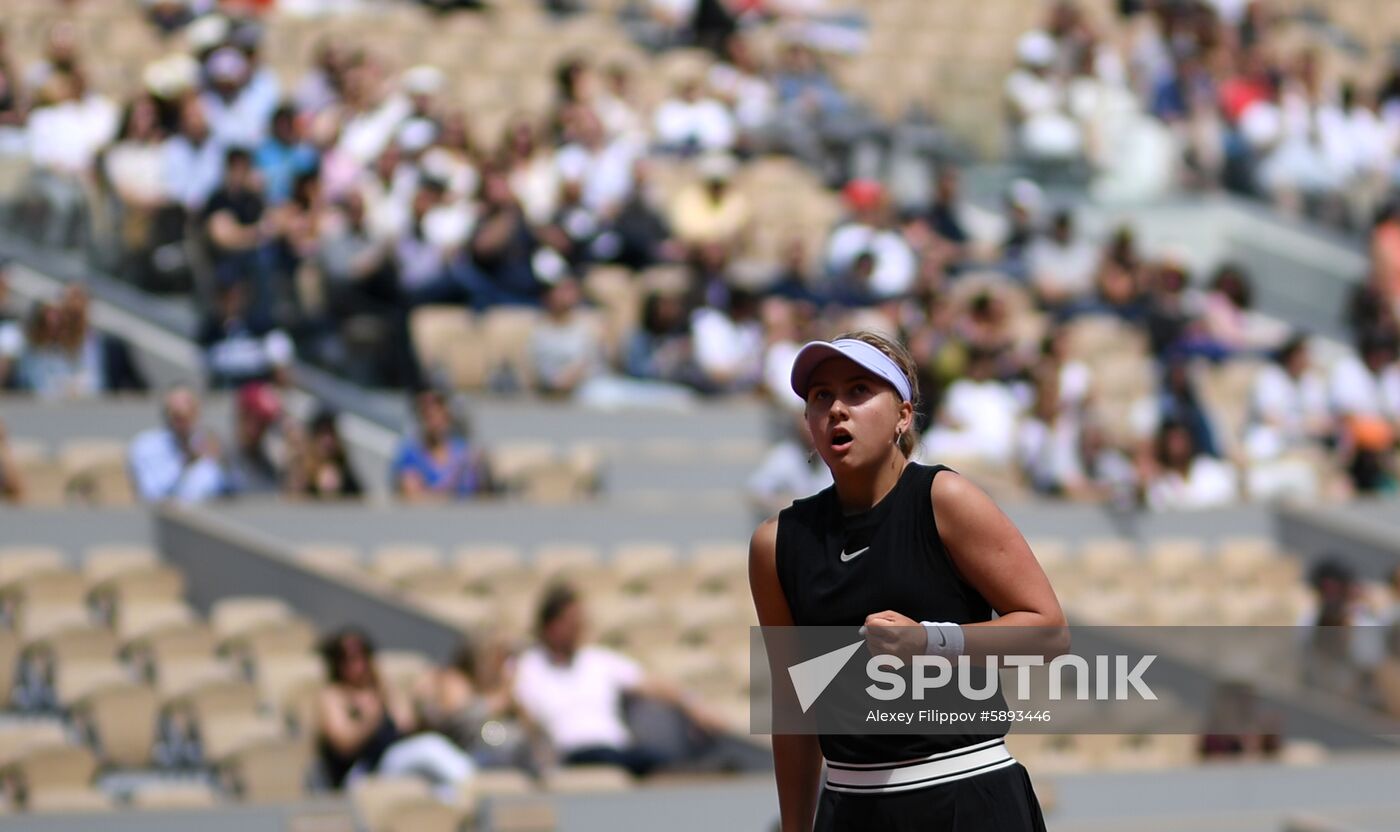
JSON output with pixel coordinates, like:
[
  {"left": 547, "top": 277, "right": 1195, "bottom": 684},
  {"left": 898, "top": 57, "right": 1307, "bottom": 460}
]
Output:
[
  {"left": 128, "top": 428, "right": 229, "bottom": 503},
  {"left": 1028, "top": 236, "right": 1099, "bottom": 300},
  {"left": 27, "top": 95, "right": 119, "bottom": 175},
  {"left": 654, "top": 96, "right": 737, "bottom": 153},
  {"left": 512, "top": 645, "right": 643, "bottom": 754},
  {"left": 763, "top": 339, "right": 804, "bottom": 410},
  {"left": 1328, "top": 355, "right": 1400, "bottom": 419},
  {"left": 824, "top": 223, "right": 916, "bottom": 298},
  {"left": 922, "top": 378, "right": 1023, "bottom": 464},
  {"left": 691, "top": 306, "right": 764, "bottom": 389},
  {"left": 1244, "top": 363, "right": 1330, "bottom": 460},
  {"left": 555, "top": 137, "right": 641, "bottom": 214},
  {"left": 1146, "top": 456, "right": 1239, "bottom": 511}
]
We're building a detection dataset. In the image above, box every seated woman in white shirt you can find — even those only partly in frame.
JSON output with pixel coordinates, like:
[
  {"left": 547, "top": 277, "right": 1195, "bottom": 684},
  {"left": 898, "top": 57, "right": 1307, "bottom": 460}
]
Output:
[
  {"left": 921, "top": 348, "right": 1026, "bottom": 466},
  {"left": 1242, "top": 335, "right": 1333, "bottom": 500},
  {"left": 511, "top": 584, "right": 724, "bottom": 776},
  {"left": 1145, "top": 420, "right": 1240, "bottom": 511}
]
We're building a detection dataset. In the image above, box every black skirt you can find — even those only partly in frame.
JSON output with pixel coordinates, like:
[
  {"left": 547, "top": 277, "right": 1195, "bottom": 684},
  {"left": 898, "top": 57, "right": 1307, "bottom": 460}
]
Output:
[{"left": 814, "top": 762, "right": 1048, "bottom": 832}]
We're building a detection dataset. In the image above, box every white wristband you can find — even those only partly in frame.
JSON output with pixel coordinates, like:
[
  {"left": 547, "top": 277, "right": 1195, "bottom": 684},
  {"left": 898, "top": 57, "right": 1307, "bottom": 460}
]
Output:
[{"left": 921, "top": 621, "right": 965, "bottom": 659}]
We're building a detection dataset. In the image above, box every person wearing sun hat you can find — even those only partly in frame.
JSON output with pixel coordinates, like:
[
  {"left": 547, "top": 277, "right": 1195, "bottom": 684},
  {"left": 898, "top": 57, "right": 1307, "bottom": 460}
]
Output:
[{"left": 750, "top": 330, "right": 1066, "bottom": 831}]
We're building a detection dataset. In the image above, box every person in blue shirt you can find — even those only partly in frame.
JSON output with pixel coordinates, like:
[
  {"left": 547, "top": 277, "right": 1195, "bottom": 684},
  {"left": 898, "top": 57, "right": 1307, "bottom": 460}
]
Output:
[
  {"left": 128, "top": 385, "right": 230, "bottom": 503},
  {"left": 390, "top": 389, "right": 494, "bottom": 500},
  {"left": 254, "top": 104, "right": 318, "bottom": 205}
]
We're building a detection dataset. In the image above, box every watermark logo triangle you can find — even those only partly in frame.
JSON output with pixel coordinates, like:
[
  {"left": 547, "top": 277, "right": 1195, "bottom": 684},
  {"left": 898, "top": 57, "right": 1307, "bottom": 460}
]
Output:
[{"left": 788, "top": 640, "right": 864, "bottom": 713}]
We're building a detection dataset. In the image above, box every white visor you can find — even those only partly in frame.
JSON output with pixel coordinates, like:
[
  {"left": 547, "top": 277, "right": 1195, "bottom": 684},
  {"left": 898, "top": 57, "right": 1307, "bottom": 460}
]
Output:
[{"left": 789, "top": 338, "right": 911, "bottom": 403}]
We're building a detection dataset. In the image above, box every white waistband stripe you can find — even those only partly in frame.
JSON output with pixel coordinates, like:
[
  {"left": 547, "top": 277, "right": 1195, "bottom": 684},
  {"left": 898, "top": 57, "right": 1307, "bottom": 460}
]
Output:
[{"left": 824, "top": 740, "right": 1016, "bottom": 794}]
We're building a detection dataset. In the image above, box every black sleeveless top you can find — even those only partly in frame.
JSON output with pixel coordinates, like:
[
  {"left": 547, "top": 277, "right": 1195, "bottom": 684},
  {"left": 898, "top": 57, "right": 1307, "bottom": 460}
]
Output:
[{"left": 775, "top": 462, "right": 1005, "bottom": 764}]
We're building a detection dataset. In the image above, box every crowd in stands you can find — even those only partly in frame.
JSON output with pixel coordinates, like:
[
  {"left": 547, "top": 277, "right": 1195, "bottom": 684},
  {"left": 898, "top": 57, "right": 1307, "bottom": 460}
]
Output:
[
  {"left": 1007, "top": 0, "right": 1400, "bottom": 228},
  {"left": 0, "top": 0, "right": 1396, "bottom": 512},
  {"left": 312, "top": 582, "right": 756, "bottom": 794}
]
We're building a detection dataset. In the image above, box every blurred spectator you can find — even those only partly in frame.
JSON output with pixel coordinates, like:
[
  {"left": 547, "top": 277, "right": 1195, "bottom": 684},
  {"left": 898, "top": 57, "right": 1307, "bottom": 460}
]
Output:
[
  {"left": 466, "top": 165, "right": 557, "bottom": 308},
  {"left": 0, "top": 417, "right": 22, "bottom": 503},
  {"left": 669, "top": 153, "right": 749, "bottom": 249},
  {"left": 255, "top": 104, "right": 319, "bottom": 205},
  {"left": 771, "top": 43, "right": 858, "bottom": 168},
  {"left": 145, "top": 0, "right": 195, "bottom": 36},
  {"left": 316, "top": 628, "right": 476, "bottom": 793},
  {"left": 503, "top": 118, "right": 561, "bottom": 227},
  {"left": 747, "top": 411, "right": 831, "bottom": 517},
  {"left": 533, "top": 278, "right": 696, "bottom": 409},
  {"left": 1005, "top": 30, "right": 1082, "bottom": 163},
  {"left": 1198, "top": 680, "right": 1282, "bottom": 759},
  {"left": 0, "top": 263, "right": 18, "bottom": 389},
  {"left": 623, "top": 290, "right": 701, "bottom": 387},
  {"left": 1371, "top": 202, "right": 1400, "bottom": 319},
  {"left": 1199, "top": 264, "right": 1285, "bottom": 353},
  {"left": 908, "top": 167, "right": 971, "bottom": 268},
  {"left": 1243, "top": 334, "right": 1332, "bottom": 462},
  {"left": 26, "top": 72, "right": 118, "bottom": 248},
  {"left": 708, "top": 34, "right": 776, "bottom": 147},
  {"left": 102, "top": 94, "right": 171, "bottom": 230},
  {"left": 391, "top": 388, "right": 493, "bottom": 500},
  {"left": 162, "top": 96, "right": 224, "bottom": 211},
  {"left": 555, "top": 108, "right": 640, "bottom": 216},
  {"left": 12, "top": 287, "right": 146, "bottom": 398},
  {"left": 1329, "top": 329, "right": 1400, "bottom": 450},
  {"left": 824, "top": 180, "right": 915, "bottom": 299},
  {"left": 691, "top": 287, "right": 764, "bottom": 392},
  {"left": 512, "top": 584, "right": 723, "bottom": 776},
  {"left": 199, "top": 44, "right": 280, "bottom": 150},
  {"left": 204, "top": 147, "right": 275, "bottom": 305},
  {"left": 285, "top": 409, "right": 363, "bottom": 499},
  {"left": 922, "top": 347, "right": 1025, "bottom": 466},
  {"left": 608, "top": 159, "right": 680, "bottom": 270},
  {"left": 414, "top": 636, "right": 530, "bottom": 769},
  {"left": 198, "top": 282, "right": 293, "bottom": 389},
  {"left": 227, "top": 381, "right": 283, "bottom": 495},
  {"left": 654, "top": 76, "right": 736, "bottom": 155},
  {"left": 1144, "top": 420, "right": 1238, "bottom": 511},
  {"left": 1028, "top": 209, "right": 1098, "bottom": 309},
  {"left": 1142, "top": 360, "right": 1221, "bottom": 460},
  {"left": 317, "top": 190, "right": 394, "bottom": 315},
  {"left": 128, "top": 385, "right": 230, "bottom": 503},
  {"left": 0, "top": 28, "right": 28, "bottom": 152}
]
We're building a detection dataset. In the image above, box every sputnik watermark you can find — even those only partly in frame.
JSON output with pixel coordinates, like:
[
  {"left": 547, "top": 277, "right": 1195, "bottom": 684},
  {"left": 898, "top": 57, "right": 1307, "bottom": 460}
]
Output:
[{"left": 789, "top": 641, "right": 1157, "bottom": 714}]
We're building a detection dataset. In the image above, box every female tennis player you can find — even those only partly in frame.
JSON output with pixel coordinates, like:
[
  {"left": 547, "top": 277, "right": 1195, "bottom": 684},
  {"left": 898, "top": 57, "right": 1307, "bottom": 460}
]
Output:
[{"left": 748, "top": 331, "right": 1067, "bottom": 832}]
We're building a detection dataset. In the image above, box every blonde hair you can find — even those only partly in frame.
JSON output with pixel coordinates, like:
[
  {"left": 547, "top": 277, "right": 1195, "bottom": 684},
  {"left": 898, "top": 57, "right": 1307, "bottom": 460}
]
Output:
[{"left": 833, "top": 330, "right": 920, "bottom": 457}]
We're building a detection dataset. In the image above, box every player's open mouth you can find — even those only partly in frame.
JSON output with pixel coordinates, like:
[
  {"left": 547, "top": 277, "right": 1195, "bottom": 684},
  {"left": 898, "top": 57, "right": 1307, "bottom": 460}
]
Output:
[{"left": 830, "top": 427, "right": 853, "bottom": 451}]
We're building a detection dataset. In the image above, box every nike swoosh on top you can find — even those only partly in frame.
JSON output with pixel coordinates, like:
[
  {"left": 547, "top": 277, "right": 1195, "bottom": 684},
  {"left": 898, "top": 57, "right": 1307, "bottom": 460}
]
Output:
[{"left": 839, "top": 547, "right": 869, "bottom": 562}]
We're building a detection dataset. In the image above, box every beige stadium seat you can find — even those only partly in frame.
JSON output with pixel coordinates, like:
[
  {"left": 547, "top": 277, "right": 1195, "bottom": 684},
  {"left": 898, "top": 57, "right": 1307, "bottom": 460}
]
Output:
[
  {"left": 481, "top": 307, "right": 540, "bottom": 391},
  {"left": 0, "top": 546, "right": 67, "bottom": 585},
  {"left": 533, "top": 544, "right": 602, "bottom": 582},
  {"left": 223, "top": 739, "right": 311, "bottom": 803},
  {"left": 543, "top": 765, "right": 634, "bottom": 794},
  {"left": 671, "top": 595, "right": 746, "bottom": 640},
  {"left": 0, "top": 629, "right": 19, "bottom": 705},
  {"left": 25, "top": 788, "right": 112, "bottom": 813},
  {"left": 375, "top": 650, "right": 432, "bottom": 696},
  {"left": 1078, "top": 539, "right": 1138, "bottom": 587},
  {"left": 455, "top": 544, "right": 527, "bottom": 585},
  {"left": 414, "top": 595, "right": 499, "bottom": 633},
  {"left": 352, "top": 775, "right": 434, "bottom": 832},
  {"left": 1148, "top": 539, "right": 1208, "bottom": 586},
  {"left": 75, "top": 682, "right": 159, "bottom": 767},
  {"left": 1217, "top": 537, "right": 1278, "bottom": 583},
  {"left": 384, "top": 800, "right": 468, "bottom": 832},
  {"left": 689, "top": 542, "right": 748, "bottom": 594},
  {"left": 135, "top": 622, "right": 218, "bottom": 669},
  {"left": 82, "top": 545, "right": 157, "bottom": 582},
  {"left": 370, "top": 544, "right": 445, "bottom": 584},
  {"left": 210, "top": 597, "right": 293, "bottom": 640},
  {"left": 253, "top": 653, "right": 325, "bottom": 719},
  {"left": 591, "top": 595, "right": 663, "bottom": 646},
  {"left": 492, "top": 443, "right": 558, "bottom": 491},
  {"left": 92, "top": 565, "right": 186, "bottom": 618},
  {"left": 8, "top": 744, "right": 98, "bottom": 801},
  {"left": 114, "top": 600, "right": 197, "bottom": 643},
  {"left": 12, "top": 454, "right": 67, "bottom": 507},
  {"left": 153, "top": 657, "right": 240, "bottom": 702},
  {"left": 59, "top": 439, "right": 128, "bottom": 505},
  {"left": 233, "top": 619, "right": 319, "bottom": 665},
  {"left": 17, "top": 605, "right": 94, "bottom": 645},
  {"left": 468, "top": 768, "right": 538, "bottom": 799},
  {"left": 611, "top": 543, "right": 680, "bottom": 593},
  {"left": 0, "top": 721, "right": 69, "bottom": 768},
  {"left": 486, "top": 798, "right": 558, "bottom": 832},
  {"left": 294, "top": 543, "right": 365, "bottom": 577},
  {"left": 410, "top": 306, "right": 488, "bottom": 391},
  {"left": 4, "top": 570, "right": 88, "bottom": 616},
  {"left": 200, "top": 711, "right": 286, "bottom": 763},
  {"left": 129, "top": 781, "right": 220, "bottom": 809}
]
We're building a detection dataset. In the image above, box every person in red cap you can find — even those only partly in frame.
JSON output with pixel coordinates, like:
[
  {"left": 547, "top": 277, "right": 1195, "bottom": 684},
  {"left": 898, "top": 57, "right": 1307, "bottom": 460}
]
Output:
[
  {"left": 749, "top": 330, "right": 1066, "bottom": 832},
  {"left": 228, "top": 381, "right": 283, "bottom": 494}
]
